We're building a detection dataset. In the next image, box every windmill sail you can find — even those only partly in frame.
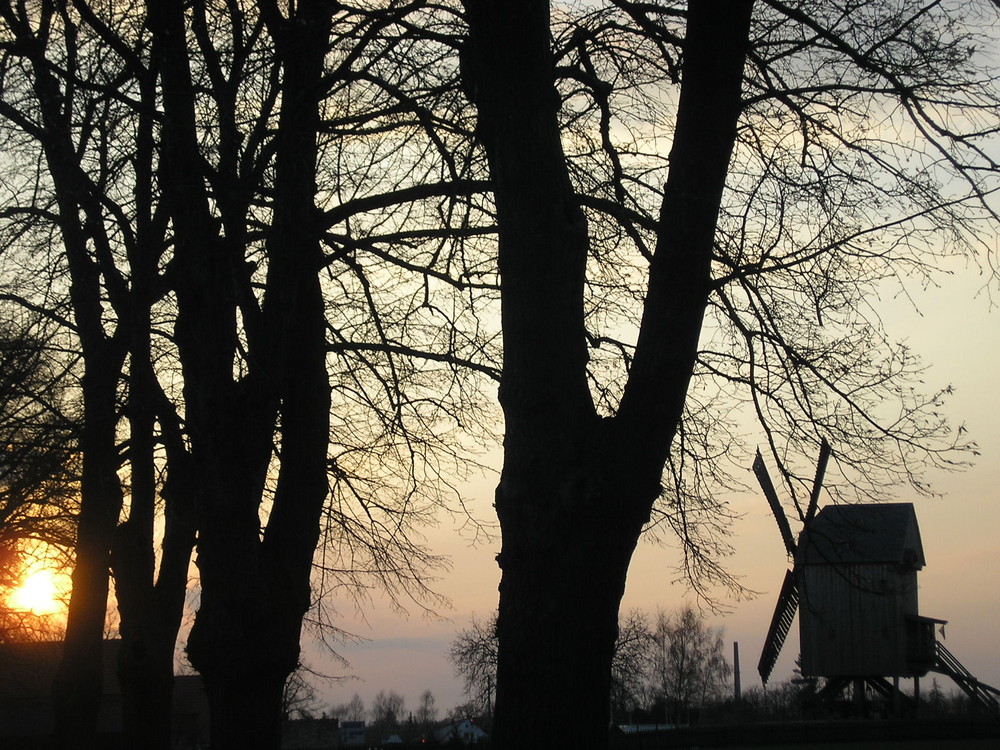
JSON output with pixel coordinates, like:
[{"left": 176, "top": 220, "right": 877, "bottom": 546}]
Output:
[
  {"left": 753, "top": 450, "right": 796, "bottom": 555},
  {"left": 758, "top": 569, "right": 799, "bottom": 684},
  {"left": 805, "top": 438, "right": 831, "bottom": 526}
]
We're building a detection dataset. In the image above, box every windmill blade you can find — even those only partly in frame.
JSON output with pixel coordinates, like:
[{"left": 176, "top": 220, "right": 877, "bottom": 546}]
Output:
[
  {"left": 757, "top": 569, "right": 800, "bottom": 685},
  {"left": 753, "top": 449, "right": 796, "bottom": 556},
  {"left": 804, "top": 438, "right": 831, "bottom": 527}
]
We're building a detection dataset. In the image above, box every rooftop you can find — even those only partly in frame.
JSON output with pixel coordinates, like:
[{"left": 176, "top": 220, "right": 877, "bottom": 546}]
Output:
[{"left": 797, "top": 503, "right": 925, "bottom": 568}]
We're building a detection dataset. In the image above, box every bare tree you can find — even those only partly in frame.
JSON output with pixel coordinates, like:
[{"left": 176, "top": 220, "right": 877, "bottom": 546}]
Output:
[
  {"left": 0, "top": 334, "right": 76, "bottom": 646},
  {"left": 461, "top": 3, "right": 754, "bottom": 744},
  {"left": 0, "top": 6, "right": 147, "bottom": 737},
  {"left": 611, "top": 610, "right": 654, "bottom": 719},
  {"left": 4, "top": 2, "right": 992, "bottom": 749},
  {"left": 416, "top": 688, "right": 439, "bottom": 730},
  {"left": 370, "top": 689, "right": 406, "bottom": 740},
  {"left": 450, "top": 609, "right": 657, "bottom": 721},
  {"left": 148, "top": 4, "right": 492, "bottom": 745},
  {"left": 0, "top": 5, "right": 197, "bottom": 745},
  {"left": 0, "top": 320, "right": 78, "bottom": 607},
  {"left": 448, "top": 612, "right": 498, "bottom": 716},
  {"left": 281, "top": 665, "right": 323, "bottom": 721},
  {"left": 1, "top": 2, "right": 494, "bottom": 746},
  {"left": 649, "top": 606, "right": 731, "bottom": 722},
  {"left": 331, "top": 693, "right": 367, "bottom": 723},
  {"left": 460, "top": 0, "right": 998, "bottom": 746}
]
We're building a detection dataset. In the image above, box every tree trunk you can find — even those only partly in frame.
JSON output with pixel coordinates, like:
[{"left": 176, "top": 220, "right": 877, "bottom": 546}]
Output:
[
  {"left": 52, "top": 355, "right": 123, "bottom": 750},
  {"left": 463, "top": 1, "right": 754, "bottom": 747},
  {"left": 493, "top": 468, "right": 650, "bottom": 747},
  {"left": 189, "top": 577, "right": 297, "bottom": 748},
  {"left": 149, "top": 2, "right": 333, "bottom": 746},
  {"left": 116, "top": 640, "right": 176, "bottom": 750},
  {"left": 35, "top": 56, "right": 130, "bottom": 740},
  {"left": 113, "top": 407, "right": 197, "bottom": 750},
  {"left": 113, "top": 125, "right": 189, "bottom": 747},
  {"left": 201, "top": 663, "right": 286, "bottom": 749}
]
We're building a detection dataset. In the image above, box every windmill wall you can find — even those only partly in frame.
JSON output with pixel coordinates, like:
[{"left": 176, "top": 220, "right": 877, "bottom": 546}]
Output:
[{"left": 799, "top": 561, "right": 919, "bottom": 677}]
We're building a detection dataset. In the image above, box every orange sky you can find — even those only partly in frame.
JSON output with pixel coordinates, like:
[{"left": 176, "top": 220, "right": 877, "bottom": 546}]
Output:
[{"left": 313, "top": 267, "right": 999, "bottom": 716}]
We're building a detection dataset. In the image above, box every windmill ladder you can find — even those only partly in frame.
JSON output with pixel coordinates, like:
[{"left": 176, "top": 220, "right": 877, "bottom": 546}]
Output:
[{"left": 930, "top": 642, "right": 1000, "bottom": 713}]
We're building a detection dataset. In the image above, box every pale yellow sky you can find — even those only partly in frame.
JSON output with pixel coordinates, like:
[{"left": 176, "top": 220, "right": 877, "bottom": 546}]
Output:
[{"left": 315, "top": 266, "right": 999, "bottom": 715}]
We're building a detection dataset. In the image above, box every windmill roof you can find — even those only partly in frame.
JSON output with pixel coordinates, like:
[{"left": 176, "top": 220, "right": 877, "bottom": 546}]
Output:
[{"left": 796, "top": 503, "right": 925, "bottom": 568}]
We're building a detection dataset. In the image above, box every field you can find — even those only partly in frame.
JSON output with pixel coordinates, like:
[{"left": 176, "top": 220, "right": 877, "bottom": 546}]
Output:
[{"left": 610, "top": 720, "right": 1000, "bottom": 749}]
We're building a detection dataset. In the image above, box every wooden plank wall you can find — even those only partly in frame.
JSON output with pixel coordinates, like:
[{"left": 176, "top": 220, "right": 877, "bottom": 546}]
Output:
[{"left": 799, "top": 563, "right": 919, "bottom": 677}]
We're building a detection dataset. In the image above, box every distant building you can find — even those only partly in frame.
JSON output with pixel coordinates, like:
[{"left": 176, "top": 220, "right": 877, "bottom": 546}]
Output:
[
  {"left": 0, "top": 639, "right": 209, "bottom": 748},
  {"left": 434, "top": 718, "right": 488, "bottom": 745},
  {"left": 339, "top": 719, "right": 365, "bottom": 745}
]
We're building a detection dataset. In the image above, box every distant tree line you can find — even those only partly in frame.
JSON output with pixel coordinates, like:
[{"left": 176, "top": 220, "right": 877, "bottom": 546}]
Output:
[
  {"left": 277, "top": 676, "right": 481, "bottom": 746},
  {"left": 449, "top": 605, "right": 732, "bottom": 726},
  {"left": 736, "top": 674, "right": 986, "bottom": 724},
  {"left": 325, "top": 687, "right": 443, "bottom": 744}
]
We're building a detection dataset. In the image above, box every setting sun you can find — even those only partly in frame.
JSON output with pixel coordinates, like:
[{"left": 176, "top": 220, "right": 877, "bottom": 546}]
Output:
[{"left": 9, "top": 568, "right": 62, "bottom": 615}]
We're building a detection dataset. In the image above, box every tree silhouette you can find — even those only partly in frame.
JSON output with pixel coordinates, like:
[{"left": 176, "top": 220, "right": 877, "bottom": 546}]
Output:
[
  {"left": 1, "top": 2, "right": 494, "bottom": 746},
  {"left": 0, "top": 5, "right": 199, "bottom": 744},
  {"left": 461, "top": 0, "right": 997, "bottom": 746},
  {"left": 612, "top": 610, "right": 655, "bottom": 720},
  {"left": 2, "top": 1, "right": 996, "bottom": 748},
  {"left": 281, "top": 665, "right": 323, "bottom": 721},
  {"left": 448, "top": 612, "right": 498, "bottom": 716},
  {"left": 450, "top": 608, "right": 665, "bottom": 722},
  {"left": 331, "top": 693, "right": 367, "bottom": 723},
  {"left": 416, "top": 689, "right": 439, "bottom": 732},
  {"left": 649, "top": 606, "right": 731, "bottom": 723},
  {"left": 0, "top": 320, "right": 78, "bottom": 645},
  {"left": 370, "top": 689, "right": 406, "bottom": 740}
]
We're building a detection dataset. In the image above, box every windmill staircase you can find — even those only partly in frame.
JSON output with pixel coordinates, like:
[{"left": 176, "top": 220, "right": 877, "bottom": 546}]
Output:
[
  {"left": 931, "top": 642, "right": 1000, "bottom": 713},
  {"left": 813, "top": 644, "right": 999, "bottom": 714}
]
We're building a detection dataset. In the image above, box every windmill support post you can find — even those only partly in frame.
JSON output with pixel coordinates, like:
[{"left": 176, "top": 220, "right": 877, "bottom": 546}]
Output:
[{"left": 852, "top": 679, "right": 866, "bottom": 713}]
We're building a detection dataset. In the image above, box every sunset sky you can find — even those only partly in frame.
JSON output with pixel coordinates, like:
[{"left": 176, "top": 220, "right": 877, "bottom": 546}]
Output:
[
  {"left": 315, "top": 264, "right": 999, "bottom": 716},
  {"left": 0, "top": 0, "right": 995, "bottom": 736}
]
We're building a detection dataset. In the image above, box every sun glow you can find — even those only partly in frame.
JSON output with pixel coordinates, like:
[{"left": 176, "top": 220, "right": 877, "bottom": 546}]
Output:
[{"left": 9, "top": 567, "right": 63, "bottom": 615}]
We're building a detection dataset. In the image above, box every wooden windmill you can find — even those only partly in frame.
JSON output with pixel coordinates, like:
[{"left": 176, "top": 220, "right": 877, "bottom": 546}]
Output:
[{"left": 754, "top": 442, "right": 1000, "bottom": 711}]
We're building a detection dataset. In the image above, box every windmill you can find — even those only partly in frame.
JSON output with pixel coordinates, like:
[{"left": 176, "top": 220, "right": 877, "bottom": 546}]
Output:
[
  {"left": 754, "top": 442, "right": 1000, "bottom": 713},
  {"left": 754, "top": 438, "right": 830, "bottom": 685}
]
